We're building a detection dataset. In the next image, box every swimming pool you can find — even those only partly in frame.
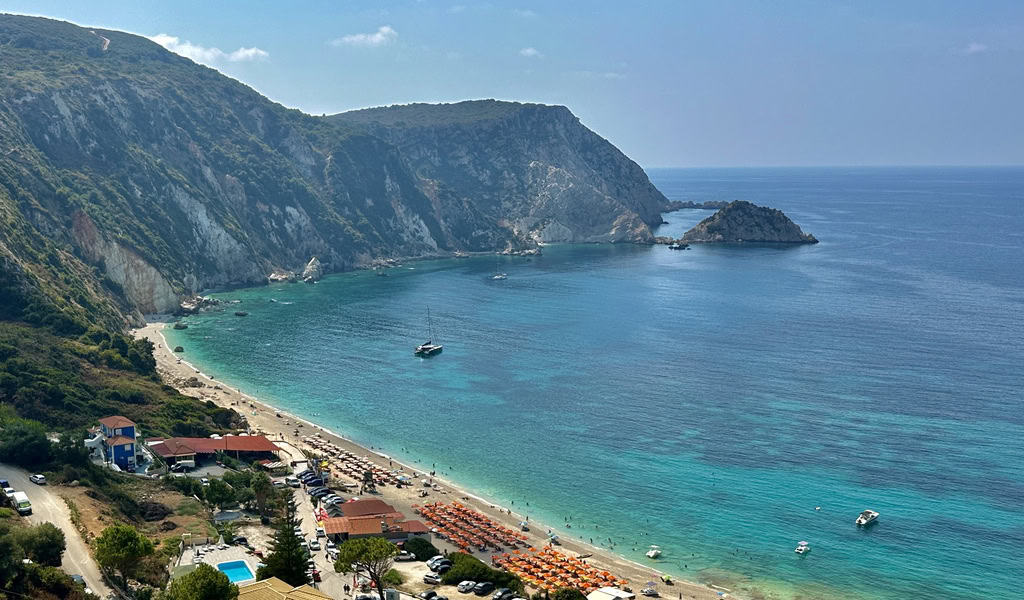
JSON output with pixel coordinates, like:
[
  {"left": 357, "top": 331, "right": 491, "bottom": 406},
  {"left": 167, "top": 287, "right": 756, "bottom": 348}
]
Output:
[{"left": 216, "top": 560, "right": 254, "bottom": 583}]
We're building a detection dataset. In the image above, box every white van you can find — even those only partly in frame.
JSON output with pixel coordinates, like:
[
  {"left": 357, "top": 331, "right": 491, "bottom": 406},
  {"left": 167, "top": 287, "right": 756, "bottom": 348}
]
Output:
[{"left": 12, "top": 491, "right": 31, "bottom": 515}]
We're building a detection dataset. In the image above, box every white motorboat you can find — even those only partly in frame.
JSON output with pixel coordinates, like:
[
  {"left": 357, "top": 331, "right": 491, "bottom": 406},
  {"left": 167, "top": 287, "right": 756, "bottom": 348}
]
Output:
[
  {"left": 794, "top": 541, "right": 811, "bottom": 555},
  {"left": 855, "top": 509, "right": 879, "bottom": 526},
  {"left": 645, "top": 545, "right": 662, "bottom": 559},
  {"left": 491, "top": 272, "right": 508, "bottom": 280}
]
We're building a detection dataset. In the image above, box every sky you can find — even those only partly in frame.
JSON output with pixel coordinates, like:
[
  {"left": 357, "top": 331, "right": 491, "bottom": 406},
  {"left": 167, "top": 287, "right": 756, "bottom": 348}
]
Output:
[{"left": 4, "top": 0, "right": 1023, "bottom": 167}]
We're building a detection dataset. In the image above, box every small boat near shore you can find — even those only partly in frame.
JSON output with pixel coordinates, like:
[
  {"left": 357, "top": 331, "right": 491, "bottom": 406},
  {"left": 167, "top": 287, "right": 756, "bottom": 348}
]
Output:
[
  {"left": 646, "top": 544, "right": 662, "bottom": 559},
  {"left": 856, "top": 509, "right": 879, "bottom": 526},
  {"left": 795, "top": 541, "right": 811, "bottom": 555}
]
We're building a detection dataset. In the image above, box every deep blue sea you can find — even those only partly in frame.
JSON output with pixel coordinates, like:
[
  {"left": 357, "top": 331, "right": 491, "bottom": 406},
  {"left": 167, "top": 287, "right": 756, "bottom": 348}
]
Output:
[{"left": 166, "top": 167, "right": 1024, "bottom": 600}]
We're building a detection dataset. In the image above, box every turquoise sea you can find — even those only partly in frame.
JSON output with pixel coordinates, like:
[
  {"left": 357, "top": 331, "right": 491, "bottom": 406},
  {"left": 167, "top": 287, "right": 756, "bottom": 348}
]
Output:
[{"left": 165, "top": 167, "right": 1024, "bottom": 600}]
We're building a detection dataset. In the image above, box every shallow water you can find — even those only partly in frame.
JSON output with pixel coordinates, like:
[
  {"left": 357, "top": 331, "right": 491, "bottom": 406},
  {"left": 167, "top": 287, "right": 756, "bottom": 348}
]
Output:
[{"left": 166, "top": 167, "right": 1024, "bottom": 600}]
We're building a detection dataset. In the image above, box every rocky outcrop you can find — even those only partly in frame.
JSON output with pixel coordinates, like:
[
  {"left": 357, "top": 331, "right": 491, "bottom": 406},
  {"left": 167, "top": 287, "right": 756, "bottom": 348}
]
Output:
[
  {"left": 301, "top": 257, "right": 323, "bottom": 283},
  {"left": 681, "top": 201, "right": 818, "bottom": 244}
]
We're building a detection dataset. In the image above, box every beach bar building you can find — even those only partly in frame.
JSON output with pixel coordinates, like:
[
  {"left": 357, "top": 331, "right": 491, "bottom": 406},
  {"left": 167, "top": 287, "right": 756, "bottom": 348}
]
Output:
[
  {"left": 147, "top": 435, "right": 281, "bottom": 465},
  {"left": 322, "top": 499, "right": 429, "bottom": 543}
]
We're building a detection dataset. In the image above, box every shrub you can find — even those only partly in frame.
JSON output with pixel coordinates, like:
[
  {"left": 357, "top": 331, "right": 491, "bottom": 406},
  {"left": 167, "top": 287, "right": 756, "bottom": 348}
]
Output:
[
  {"left": 441, "top": 553, "right": 522, "bottom": 592},
  {"left": 382, "top": 568, "right": 404, "bottom": 586},
  {"left": 404, "top": 536, "right": 439, "bottom": 561}
]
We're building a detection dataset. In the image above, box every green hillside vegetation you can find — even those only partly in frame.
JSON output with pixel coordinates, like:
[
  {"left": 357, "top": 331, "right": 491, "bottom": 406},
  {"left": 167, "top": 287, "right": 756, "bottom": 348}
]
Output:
[
  {"left": 0, "top": 323, "right": 238, "bottom": 436},
  {"left": 332, "top": 99, "right": 540, "bottom": 128}
]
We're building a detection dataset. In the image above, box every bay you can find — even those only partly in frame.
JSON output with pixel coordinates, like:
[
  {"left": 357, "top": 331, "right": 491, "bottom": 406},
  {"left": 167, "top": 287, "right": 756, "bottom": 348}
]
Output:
[{"left": 166, "top": 167, "right": 1024, "bottom": 600}]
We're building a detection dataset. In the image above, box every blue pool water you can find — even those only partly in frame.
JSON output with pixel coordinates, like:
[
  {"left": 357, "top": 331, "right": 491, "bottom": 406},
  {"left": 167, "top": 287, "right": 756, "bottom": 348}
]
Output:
[
  {"left": 168, "top": 167, "right": 1024, "bottom": 600},
  {"left": 217, "top": 560, "right": 255, "bottom": 583}
]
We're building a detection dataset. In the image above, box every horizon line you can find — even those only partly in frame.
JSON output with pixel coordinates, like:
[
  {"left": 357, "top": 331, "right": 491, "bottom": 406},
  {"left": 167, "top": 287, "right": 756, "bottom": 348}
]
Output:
[{"left": 644, "top": 164, "right": 1024, "bottom": 170}]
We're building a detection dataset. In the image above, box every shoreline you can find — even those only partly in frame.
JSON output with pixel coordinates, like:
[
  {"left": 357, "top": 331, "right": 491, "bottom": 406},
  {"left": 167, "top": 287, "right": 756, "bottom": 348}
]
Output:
[{"left": 138, "top": 321, "right": 728, "bottom": 600}]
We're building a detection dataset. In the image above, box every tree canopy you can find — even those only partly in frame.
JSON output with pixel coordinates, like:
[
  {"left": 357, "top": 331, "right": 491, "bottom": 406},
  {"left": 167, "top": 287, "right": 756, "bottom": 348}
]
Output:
[
  {"left": 255, "top": 500, "right": 309, "bottom": 587},
  {"left": 95, "top": 523, "right": 154, "bottom": 580},
  {"left": 333, "top": 537, "right": 399, "bottom": 600},
  {"left": 163, "top": 563, "right": 239, "bottom": 600}
]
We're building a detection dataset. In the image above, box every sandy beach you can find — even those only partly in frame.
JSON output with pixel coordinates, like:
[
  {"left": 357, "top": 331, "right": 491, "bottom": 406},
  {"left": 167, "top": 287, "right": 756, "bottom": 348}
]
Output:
[{"left": 137, "top": 321, "right": 725, "bottom": 600}]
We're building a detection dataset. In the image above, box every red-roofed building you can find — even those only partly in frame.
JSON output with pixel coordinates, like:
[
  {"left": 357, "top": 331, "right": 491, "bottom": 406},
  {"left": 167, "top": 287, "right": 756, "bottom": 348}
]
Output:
[
  {"left": 322, "top": 514, "right": 430, "bottom": 543},
  {"left": 147, "top": 436, "right": 280, "bottom": 465}
]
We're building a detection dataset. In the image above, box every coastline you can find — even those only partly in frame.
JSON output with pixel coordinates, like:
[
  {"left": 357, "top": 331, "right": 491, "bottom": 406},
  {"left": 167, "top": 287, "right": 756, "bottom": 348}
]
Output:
[{"left": 137, "top": 320, "right": 727, "bottom": 600}]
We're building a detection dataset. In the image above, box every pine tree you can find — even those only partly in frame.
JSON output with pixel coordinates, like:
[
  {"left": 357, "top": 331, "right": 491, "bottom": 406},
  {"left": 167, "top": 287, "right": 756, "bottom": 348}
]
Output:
[{"left": 255, "top": 499, "right": 310, "bottom": 587}]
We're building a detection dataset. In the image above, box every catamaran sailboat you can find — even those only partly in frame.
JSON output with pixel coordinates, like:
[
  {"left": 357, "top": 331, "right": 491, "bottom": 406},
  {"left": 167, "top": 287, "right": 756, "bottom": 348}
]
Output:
[{"left": 414, "top": 308, "right": 443, "bottom": 357}]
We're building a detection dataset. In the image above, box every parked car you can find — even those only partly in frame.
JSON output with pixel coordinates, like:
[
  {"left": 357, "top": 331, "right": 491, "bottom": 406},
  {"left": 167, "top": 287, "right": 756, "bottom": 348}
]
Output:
[
  {"left": 28, "top": 474, "right": 46, "bottom": 485},
  {"left": 232, "top": 536, "right": 249, "bottom": 547},
  {"left": 326, "top": 540, "right": 336, "bottom": 551},
  {"left": 435, "top": 596, "right": 448, "bottom": 600},
  {"left": 170, "top": 463, "right": 191, "bottom": 473},
  {"left": 430, "top": 559, "right": 452, "bottom": 572},
  {"left": 457, "top": 581, "right": 477, "bottom": 593},
  {"left": 310, "top": 569, "right": 321, "bottom": 582},
  {"left": 199, "top": 478, "right": 210, "bottom": 486},
  {"left": 423, "top": 573, "right": 442, "bottom": 585},
  {"left": 308, "top": 538, "right": 321, "bottom": 551},
  {"left": 493, "top": 589, "right": 515, "bottom": 600},
  {"left": 293, "top": 526, "right": 304, "bottom": 536},
  {"left": 0, "top": 479, "right": 9, "bottom": 489},
  {"left": 272, "top": 480, "right": 286, "bottom": 489},
  {"left": 436, "top": 563, "right": 452, "bottom": 574},
  {"left": 357, "top": 595, "right": 377, "bottom": 600},
  {"left": 418, "top": 590, "right": 438, "bottom": 600},
  {"left": 310, "top": 488, "right": 333, "bottom": 499},
  {"left": 474, "top": 583, "right": 495, "bottom": 596},
  {"left": 285, "top": 477, "right": 301, "bottom": 487},
  {"left": 395, "top": 551, "right": 416, "bottom": 562},
  {"left": 2, "top": 487, "right": 15, "bottom": 499},
  {"left": 70, "top": 575, "right": 93, "bottom": 595},
  {"left": 315, "top": 527, "right": 326, "bottom": 538}
]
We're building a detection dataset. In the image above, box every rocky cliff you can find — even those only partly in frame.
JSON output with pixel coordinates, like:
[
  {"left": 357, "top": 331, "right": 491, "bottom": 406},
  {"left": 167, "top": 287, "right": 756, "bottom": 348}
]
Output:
[
  {"left": 0, "top": 15, "right": 669, "bottom": 320},
  {"left": 681, "top": 201, "right": 818, "bottom": 244},
  {"left": 330, "top": 101, "right": 669, "bottom": 244}
]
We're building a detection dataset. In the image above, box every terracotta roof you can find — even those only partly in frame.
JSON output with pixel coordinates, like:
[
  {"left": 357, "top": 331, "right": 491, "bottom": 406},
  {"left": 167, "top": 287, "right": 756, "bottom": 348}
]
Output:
[
  {"left": 323, "top": 516, "right": 351, "bottom": 535},
  {"left": 323, "top": 515, "right": 426, "bottom": 536},
  {"left": 148, "top": 436, "right": 279, "bottom": 458},
  {"left": 150, "top": 439, "right": 197, "bottom": 458},
  {"left": 339, "top": 499, "right": 400, "bottom": 518},
  {"left": 399, "top": 519, "right": 429, "bottom": 533},
  {"left": 98, "top": 415, "right": 136, "bottom": 429},
  {"left": 238, "top": 577, "right": 330, "bottom": 600},
  {"left": 104, "top": 436, "right": 136, "bottom": 447}
]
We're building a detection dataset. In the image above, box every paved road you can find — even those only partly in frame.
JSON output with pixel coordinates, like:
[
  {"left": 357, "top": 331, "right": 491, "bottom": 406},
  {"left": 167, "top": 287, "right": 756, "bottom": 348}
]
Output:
[{"left": 1, "top": 464, "right": 113, "bottom": 598}]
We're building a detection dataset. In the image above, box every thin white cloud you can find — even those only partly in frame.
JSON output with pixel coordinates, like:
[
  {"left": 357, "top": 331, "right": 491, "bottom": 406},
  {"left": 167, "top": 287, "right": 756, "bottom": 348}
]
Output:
[
  {"left": 513, "top": 9, "right": 537, "bottom": 18},
  {"left": 961, "top": 42, "right": 988, "bottom": 55},
  {"left": 150, "top": 34, "right": 268, "bottom": 64},
  {"left": 574, "top": 70, "right": 625, "bottom": 80},
  {"left": 330, "top": 26, "right": 398, "bottom": 47},
  {"left": 519, "top": 47, "right": 543, "bottom": 58}
]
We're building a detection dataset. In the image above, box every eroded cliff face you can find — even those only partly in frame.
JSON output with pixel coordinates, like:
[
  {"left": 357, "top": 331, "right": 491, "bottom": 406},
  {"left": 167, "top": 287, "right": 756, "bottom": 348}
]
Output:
[
  {"left": 681, "top": 201, "right": 818, "bottom": 244},
  {"left": 0, "top": 16, "right": 670, "bottom": 318},
  {"left": 332, "top": 101, "right": 670, "bottom": 245}
]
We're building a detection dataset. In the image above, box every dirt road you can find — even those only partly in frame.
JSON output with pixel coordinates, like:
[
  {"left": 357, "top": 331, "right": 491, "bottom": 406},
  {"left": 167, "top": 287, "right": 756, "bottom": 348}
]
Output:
[{"left": 1, "top": 464, "right": 112, "bottom": 597}]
